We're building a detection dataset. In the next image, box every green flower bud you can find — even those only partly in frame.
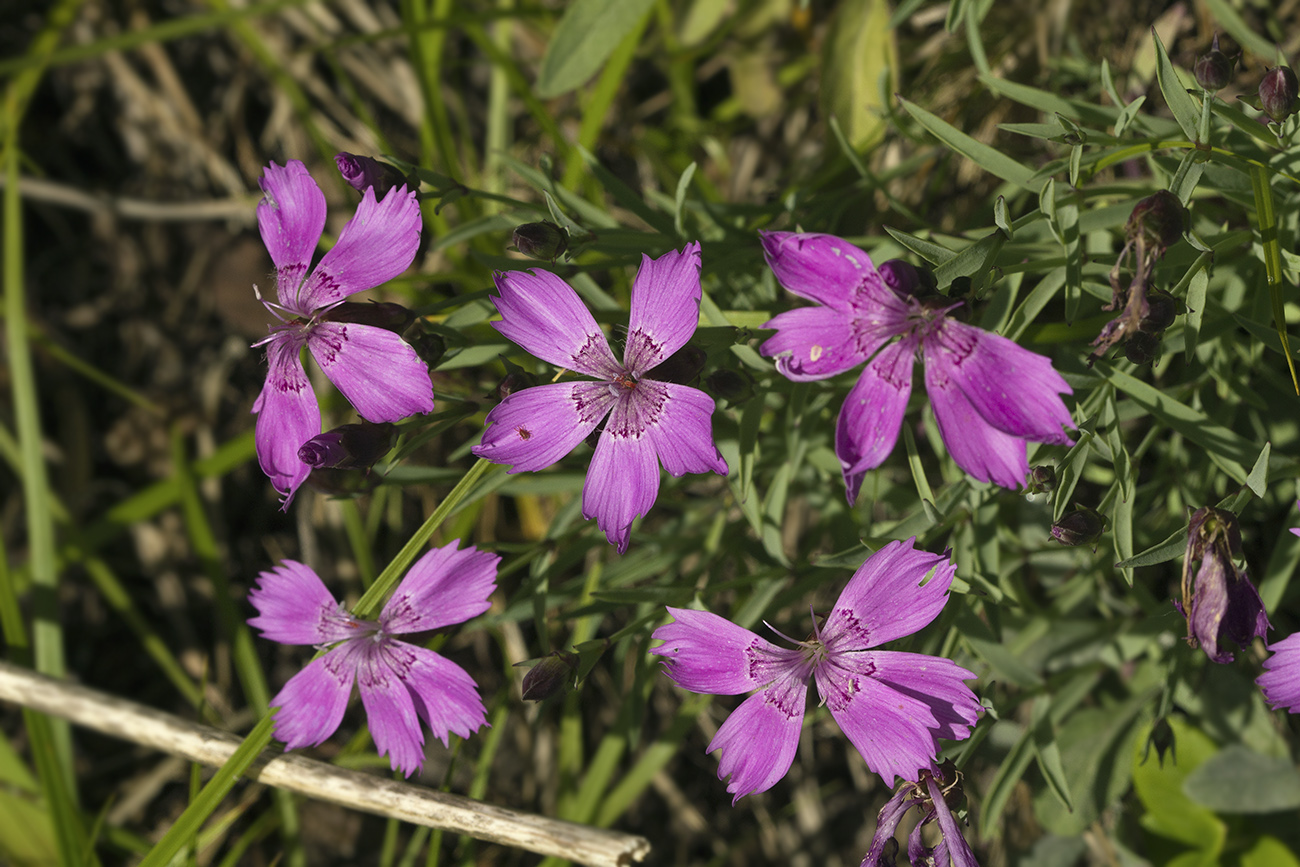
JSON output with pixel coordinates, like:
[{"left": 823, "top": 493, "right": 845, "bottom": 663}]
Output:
[
  {"left": 512, "top": 221, "right": 568, "bottom": 261},
  {"left": 1029, "top": 465, "right": 1057, "bottom": 494}
]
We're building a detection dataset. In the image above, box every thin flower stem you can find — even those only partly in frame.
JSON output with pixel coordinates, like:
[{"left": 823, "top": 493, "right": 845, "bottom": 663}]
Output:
[
  {"left": 354, "top": 457, "right": 501, "bottom": 619},
  {"left": 0, "top": 661, "right": 650, "bottom": 867}
]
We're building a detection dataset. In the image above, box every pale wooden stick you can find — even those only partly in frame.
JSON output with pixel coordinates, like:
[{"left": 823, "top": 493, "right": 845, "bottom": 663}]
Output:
[{"left": 0, "top": 661, "right": 649, "bottom": 867}]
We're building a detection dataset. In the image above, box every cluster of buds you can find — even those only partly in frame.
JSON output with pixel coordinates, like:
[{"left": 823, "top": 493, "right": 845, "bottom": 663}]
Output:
[
  {"left": 1091, "top": 191, "right": 1184, "bottom": 364},
  {"left": 1177, "top": 507, "right": 1269, "bottom": 663}
]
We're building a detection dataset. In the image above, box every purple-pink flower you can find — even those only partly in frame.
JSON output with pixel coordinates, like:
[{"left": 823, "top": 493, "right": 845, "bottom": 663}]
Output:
[
  {"left": 863, "top": 762, "right": 979, "bottom": 867},
  {"left": 471, "top": 243, "right": 728, "bottom": 553},
  {"left": 247, "top": 542, "right": 498, "bottom": 776},
  {"left": 650, "top": 538, "right": 981, "bottom": 801},
  {"left": 758, "top": 231, "right": 1075, "bottom": 503},
  {"left": 253, "top": 159, "right": 434, "bottom": 507},
  {"left": 1258, "top": 632, "right": 1300, "bottom": 714}
]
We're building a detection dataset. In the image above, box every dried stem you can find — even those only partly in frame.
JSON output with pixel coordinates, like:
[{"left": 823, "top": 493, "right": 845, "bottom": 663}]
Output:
[{"left": 0, "top": 661, "right": 649, "bottom": 867}]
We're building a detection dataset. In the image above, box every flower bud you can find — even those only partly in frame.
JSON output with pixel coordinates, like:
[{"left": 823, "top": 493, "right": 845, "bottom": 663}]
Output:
[
  {"left": 646, "top": 343, "right": 707, "bottom": 385},
  {"left": 335, "top": 153, "right": 412, "bottom": 199},
  {"left": 1126, "top": 190, "right": 1184, "bottom": 253},
  {"left": 1140, "top": 288, "right": 1177, "bottom": 333},
  {"left": 512, "top": 221, "right": 568, "bottom": 261},
  {"left": 1259, "top": 66, "right": 1299, "bottom": 122},
  {"left": 1050, "top": 507, "right": 1104, "bottom": 547},
  {"left": 705, "top": 367, "right": 754, "bottom": 403},
  {"left": 404, "top": 322, "right": 447, "bottom": 370},
  {"left": 298, "top": 422, "right": 398, "bottom": 470},
  {"left": 521, "top": 652, "right": 578, "bottom": 701},
  {"left": 1029, "top": 465, "right": 1057, "bottom": 494},
  {"left": 498, "top": 370, "right": 538, "bottom": 400},
  {"left": 878, "top": 259, "right": 938, "bottom": 300},
  {"left": 1124, "top": 330, "right": 1160, "bottom": 365},
  {"left": 1194, "top": 36, "right": 1232, "bottom": 92},
  {"left": 319, "top": 301, "right": 417, "bottom": 334},
  {"left": 1147, "top": 717, "right": 1176, "bottom": 766}
]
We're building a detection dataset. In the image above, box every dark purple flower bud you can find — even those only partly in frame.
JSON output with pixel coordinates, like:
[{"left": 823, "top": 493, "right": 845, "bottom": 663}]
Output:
[
  {"left": 404, "top": 322, "right": 447, "bottom": 370},
  {"left": 1140, "top": 288, "right": 1177, "bottom": 333},
  {"left": 498, "top": 370, "right": 538, "bottom": 400},
  {"left": 1050, "top": 507, "right": 1105, "bottom": 547},
  {"left": 1124, "top": 330, "right": 1160, "bottom": 365},
  {"left": 878, "top": 259, "right": 922, "bottom": 297},
  {"left": 585, "top": 419, "right": 606, "bottom": 450},
  {"left": 705, "top": 367, "right": 754, "bottom": 403},
  {"left": 1194, "top": 36, "right": 1233, "bottom": 92},
  {"left": 512, "top": 221, "right": 568, "bottom": 261},
  {"left": 646, "top": 343, "right": 707, "bottom": 385},
  {"left": 1029, "top": 465, "right": 1057, "bottom": 494},
  {"left": 1178, "top": 506, "right": 1266, "bottom": 663},
  {"left": 298, "top": 422, "right": 397, "bottom": 470},
  {"left": 319, "top": 301, "right": 417, "bottom": 334},
  {"left": 335, "top": 153, "right": 412, "bottom": 199},
  {"left": 1146, "top": 717, "right": 1176, "bottom": 766},
  {"left": 1126, "top": 190, "right": 1184, "bottom": 253},
  {"left": 520, "top": 652, "right": 578, "bottom": 701},
  {"left": 1259, "top": 66, "right": 1299, "bottom": 122}
]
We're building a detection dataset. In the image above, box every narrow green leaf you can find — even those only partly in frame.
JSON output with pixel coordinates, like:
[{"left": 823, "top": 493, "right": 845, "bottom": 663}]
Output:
[
  {"left": 993, "top": 196, "right": 1011, "bottom": 237},
  {"left": 1031, "top": 698, "right": 1074, "bottom": 812},
  {"left": 1184, "top": 746, "right": 1300, "bottom": 813},
  {"left": 820, "top": 0, "right": 896, "bottom": 152},
  {"left": 536, "top": 0, "right": 657, "bottom": 98},
  {"left": 1151, "top": 27, "right": 1201, "bottom": 141},
  {"left": 882, "top": 227, "right": 956, "bottom": 265},
  {"left": 899, "top": 96, "right": 1040, "bottom": 191},
  {"left": 1245, "top": 442, "right": 1271, "bottom": 498},
  {"left": 673, "top": 162, "right": 696, "bottom": 238},
  {"left": 1114, "top": 527, "right": 1187, "bottom": 569},
  {"left": 1180, "top": 255, "right": 1211, "bottom": 362}
]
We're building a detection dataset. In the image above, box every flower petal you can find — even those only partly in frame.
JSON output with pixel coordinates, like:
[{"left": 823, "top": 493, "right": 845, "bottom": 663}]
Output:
[
  {"left": 398, "top": 644, "right": 489, "bottom": 746},
  {"left": 760, "top": 305, "right": 881, "bottom": 382},
  {"left": 247, "top": 560, "right": 357, "bottom": 645},
  {"left": 583, "top": 401, "right": 662, "bottom": 553},
  {"left": 822, "top": 538, "right": 958, "bottom": 649},
  {"left": 308, "top": 322, "right": 434, "bottom": 423},
  {"left": 650, "top": 607, "right": 787, "bottom": 695},
  {"left": 926, "top": 359, "right": 1029, "bottom": 489},
  {"left": 254, "top": 334, "right": 318, "bottom": 508},
  {"left": 707, "top": 676, "right": 807, "bottom": 802},
  {"left": 862, "top": 784, "right": 922, "bottom": 867},
  {"left": 356, "top": 641, "right": 427, "bottom": 776},
  {"left": 257, "top": 160, "right": 326, "bottom": 314},
  {"left": 927, "top": 773, "right": 980, "bottom": 867},
  {"left": 472, "top": 382, "right": 615, "bottom": 472},
  {"left": 1258, "top": 632, "right": 1300, "bottom": 713},
  {"left": 640, "top": 381, "right": 729, "bottom": 477},
  {"left": 297, "top": 185, "right": 422, "bottom": 311},
  {"left": 853, "top": 650, "right": 982, "bottom": 742},
  {"left": 624, "top": 243, "right": 703, "bottom": 373},
  {"left": 489, "top": 269, "right": 621, "bottom": 378},
  {"left": 380, "top": 542, "right": 500, "bottom": 634},
  {"left": 924, "top": 319, "right": 1074, "bottom": 445},
  {"left": 761, "top": 231, "right": 896, "bottom": 311},
  {"left": 269, "top": 643, "right": 358, "bottom": 750},
  {"left": 815, "top": 655, "right": 944, "bottom": 786},
  {"left": 836, "top": 338, "right": 917, "bottom": 505}
]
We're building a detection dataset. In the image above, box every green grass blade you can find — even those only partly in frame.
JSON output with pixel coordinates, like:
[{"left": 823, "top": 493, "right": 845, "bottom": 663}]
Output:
[{"left": 1249, "top": 164, "right": 1299, "bottom": 393}]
